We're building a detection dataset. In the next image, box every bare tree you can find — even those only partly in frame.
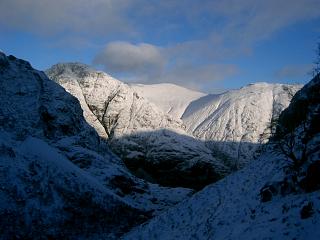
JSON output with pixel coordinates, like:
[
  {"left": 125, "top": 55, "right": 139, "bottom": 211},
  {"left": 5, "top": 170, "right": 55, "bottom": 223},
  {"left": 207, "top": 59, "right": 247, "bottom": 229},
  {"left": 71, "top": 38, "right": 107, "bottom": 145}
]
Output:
[
  {"left": 274, "top": 109, "right": 320, "bottom": 173},
  {"left": 275, "top": 122, "right": 307, "bottom": 171}
]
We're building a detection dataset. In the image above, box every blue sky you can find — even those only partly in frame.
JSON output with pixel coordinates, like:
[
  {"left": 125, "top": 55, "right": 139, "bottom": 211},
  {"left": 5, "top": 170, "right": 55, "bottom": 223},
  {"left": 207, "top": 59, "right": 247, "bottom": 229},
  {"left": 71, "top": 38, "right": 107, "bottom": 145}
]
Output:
[{"left": 0, "top": 0, "right": 319, "bottom": 92}]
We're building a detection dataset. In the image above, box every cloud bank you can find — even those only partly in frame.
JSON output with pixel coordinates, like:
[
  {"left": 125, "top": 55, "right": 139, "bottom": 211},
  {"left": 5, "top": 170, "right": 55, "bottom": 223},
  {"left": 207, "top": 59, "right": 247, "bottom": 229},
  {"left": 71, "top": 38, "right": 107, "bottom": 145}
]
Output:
[{"left": 93, "top": 41, "right": 238, "bottom": 90}]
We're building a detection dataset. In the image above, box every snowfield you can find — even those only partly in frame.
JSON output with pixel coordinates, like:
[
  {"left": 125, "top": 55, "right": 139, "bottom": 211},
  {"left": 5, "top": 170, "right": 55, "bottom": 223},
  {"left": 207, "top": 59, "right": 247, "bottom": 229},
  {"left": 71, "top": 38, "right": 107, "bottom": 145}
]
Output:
[{"left": 131, "top": 83, "right": 205, "bottom": 119}]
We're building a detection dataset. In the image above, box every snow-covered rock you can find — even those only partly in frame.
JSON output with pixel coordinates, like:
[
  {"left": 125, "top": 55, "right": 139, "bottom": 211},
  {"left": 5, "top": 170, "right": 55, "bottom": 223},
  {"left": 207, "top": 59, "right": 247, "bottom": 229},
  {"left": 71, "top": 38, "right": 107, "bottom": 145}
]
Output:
[
  {"left": 130, "top": 83, "right": 205, "bottom": 119},
  {"left": 124, "top": 76, "right": 320, "bottom": 240},
  {"left": 47, "top": 63, "right": 184, "bottom": 139},
  {"left": 182, "top": 82, "right": 301, "bottom": 168},
  {"left": 47, "top": 63, "right": 229, "bottom": 189},
  {"left": 0, "top": 53, "right": 193, "bottom": 239}
]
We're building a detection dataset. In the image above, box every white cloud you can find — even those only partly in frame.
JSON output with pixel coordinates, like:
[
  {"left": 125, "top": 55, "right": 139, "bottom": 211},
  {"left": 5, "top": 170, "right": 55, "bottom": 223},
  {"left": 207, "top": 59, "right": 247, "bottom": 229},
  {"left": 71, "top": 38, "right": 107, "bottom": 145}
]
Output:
[{"left": 93, "top": 41, "right": 165, "bottom": 76}]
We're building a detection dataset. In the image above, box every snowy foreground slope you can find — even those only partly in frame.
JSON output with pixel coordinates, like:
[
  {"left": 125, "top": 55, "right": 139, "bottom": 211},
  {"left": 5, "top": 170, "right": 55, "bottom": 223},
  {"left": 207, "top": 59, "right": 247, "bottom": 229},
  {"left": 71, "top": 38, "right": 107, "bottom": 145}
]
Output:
[
  {"left": 47, "top": 64, "right": 228, "bottom": 189},
  {"left": 124, "top": 75, "right": 320, "bottom": 240},
  {"left": 182, "top": 83, "right": 301, "bottom": 168},
  {"left": 131, "top": 83, "right": 205, "bottom": 119},
  {"left": 0, "top": 53, "right": 194, "bottom": 239}
]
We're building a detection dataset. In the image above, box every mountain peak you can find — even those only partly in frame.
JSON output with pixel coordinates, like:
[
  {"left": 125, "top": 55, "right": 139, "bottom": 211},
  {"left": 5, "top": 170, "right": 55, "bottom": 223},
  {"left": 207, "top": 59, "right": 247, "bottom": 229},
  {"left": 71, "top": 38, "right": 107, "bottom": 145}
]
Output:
[{"left": 47, "top": 62, "right": 94, "bottom": 76}]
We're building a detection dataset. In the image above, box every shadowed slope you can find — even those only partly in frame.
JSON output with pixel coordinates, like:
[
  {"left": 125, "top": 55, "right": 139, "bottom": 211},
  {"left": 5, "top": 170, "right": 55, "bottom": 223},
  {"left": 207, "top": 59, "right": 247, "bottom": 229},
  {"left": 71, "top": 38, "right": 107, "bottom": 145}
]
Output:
[{"left": 0, "top": 53, "right": 192, "bottom": 239}]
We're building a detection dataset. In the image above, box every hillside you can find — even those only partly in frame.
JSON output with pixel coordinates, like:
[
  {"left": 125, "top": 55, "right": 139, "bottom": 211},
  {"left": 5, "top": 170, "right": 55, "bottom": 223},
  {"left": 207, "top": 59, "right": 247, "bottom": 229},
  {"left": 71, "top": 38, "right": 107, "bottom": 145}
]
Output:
[
  {"left": 124, "top": 75, "right": 320, "bottom": 240},
  {"left": 0, "top": 53, "right": 193, "bottom": 239},
  {"left": 182, "top": 82, "right": 301, "bottom": 168}
]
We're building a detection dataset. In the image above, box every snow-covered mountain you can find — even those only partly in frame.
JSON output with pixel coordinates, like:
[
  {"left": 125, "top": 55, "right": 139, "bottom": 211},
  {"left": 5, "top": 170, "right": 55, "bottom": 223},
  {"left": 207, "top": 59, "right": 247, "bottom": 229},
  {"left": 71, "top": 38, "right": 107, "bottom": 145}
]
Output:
[
  {"left": 182, "top": 83, "right": 302, "bottom": 168},
  {"left": 124, "top": 75, "right": 320, "bottom": 240},
  {"left": 130, "top": 83, "right": 205, "bottom": 119},
  {"left": 46, "top": 63, "right": 228, "bottom": 189},
  {"left": 2, "top": 52, "right": 318, "bottom": 239},
  {"left": 46, "top": 64, "right": 300, "bottom": 188},
  {"left": 0, "top": 53, "right": 194, "bottom": 239}
]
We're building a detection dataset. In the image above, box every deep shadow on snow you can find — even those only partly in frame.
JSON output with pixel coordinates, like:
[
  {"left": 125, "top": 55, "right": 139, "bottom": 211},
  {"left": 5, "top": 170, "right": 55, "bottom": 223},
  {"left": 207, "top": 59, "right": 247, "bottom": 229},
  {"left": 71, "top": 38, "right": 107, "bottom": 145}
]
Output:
[{"left": 110, "top": 129, "right": 262, "bottom": 190}]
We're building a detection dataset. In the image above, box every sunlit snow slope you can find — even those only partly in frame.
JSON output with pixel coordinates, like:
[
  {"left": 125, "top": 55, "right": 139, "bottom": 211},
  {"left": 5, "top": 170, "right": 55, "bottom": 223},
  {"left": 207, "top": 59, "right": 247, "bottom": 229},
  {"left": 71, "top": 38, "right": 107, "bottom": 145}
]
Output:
[
  {"left": 131, "top": 83, "right": 205, "bottom": 119},
  {"left": 182, "top": 83, "right": 301, "bottom": 168}
]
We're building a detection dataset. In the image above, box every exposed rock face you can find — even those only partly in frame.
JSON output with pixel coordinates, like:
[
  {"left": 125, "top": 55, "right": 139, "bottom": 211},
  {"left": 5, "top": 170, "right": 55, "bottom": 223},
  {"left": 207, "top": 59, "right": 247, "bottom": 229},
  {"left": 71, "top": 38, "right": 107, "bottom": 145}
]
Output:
[
  {"left": 182, "top": 82, "right": 301, "bottom": 168},
  {"left": 0, "top": 53, "right": 193, "bottom": 239},
  {"left": 47, "top": 63, "right": 229, "bottom": 189}
]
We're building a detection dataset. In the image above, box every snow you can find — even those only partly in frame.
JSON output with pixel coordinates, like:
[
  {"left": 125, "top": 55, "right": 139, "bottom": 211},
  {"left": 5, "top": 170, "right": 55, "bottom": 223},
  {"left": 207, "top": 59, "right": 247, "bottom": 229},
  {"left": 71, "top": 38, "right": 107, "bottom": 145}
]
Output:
[
  {"left": 0, "top": 131, "right": 137, "bottom": 239},
  {"left": 182, "top": 82, "right": 302, "bottom": 168},
  {"left": 131, "top": 83, "right": 205, "bottom": 119}
]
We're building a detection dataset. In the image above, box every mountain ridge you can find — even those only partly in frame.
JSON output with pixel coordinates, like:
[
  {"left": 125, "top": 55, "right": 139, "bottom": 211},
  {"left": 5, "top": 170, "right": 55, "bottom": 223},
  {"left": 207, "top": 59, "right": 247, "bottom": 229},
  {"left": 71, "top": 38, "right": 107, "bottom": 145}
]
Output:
[
  {"left": 182, "top": 82, "right": 302, "bottom": 168},
  {"left": 46, "top": 63, "right": 229, "bottom": 189}
]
